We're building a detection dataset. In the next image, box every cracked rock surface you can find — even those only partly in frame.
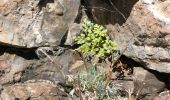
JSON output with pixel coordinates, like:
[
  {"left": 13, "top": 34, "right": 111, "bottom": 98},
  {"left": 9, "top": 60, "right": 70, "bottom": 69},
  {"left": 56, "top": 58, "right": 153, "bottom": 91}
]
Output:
[
  {"left": 0, "top": 0, "right": 80, "bottom": 47},
  {"left": 0, "top": 80, "right": 68, "bottom": 100},
  {"left": 107, "top": 0, "right": 170, "bottom": 73}
]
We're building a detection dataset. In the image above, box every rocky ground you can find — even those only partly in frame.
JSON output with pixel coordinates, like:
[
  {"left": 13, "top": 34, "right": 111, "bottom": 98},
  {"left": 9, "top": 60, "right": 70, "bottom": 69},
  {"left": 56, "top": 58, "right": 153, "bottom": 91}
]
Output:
[{"left": 0, "top": 0, "right": 170, "bottom": 100}]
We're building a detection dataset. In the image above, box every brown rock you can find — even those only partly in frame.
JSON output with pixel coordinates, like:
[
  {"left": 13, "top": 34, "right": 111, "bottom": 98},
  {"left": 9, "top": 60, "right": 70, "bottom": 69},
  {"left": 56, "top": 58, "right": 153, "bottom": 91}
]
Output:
[
  {"left": 0, "top": 80, "right": 67, "bottom": 100},
  {"left": 21, "top": 49, "right": 82, "bottom": 84},
  {"left": 103, "top": 0, "right": 170, "bottom": 73},
  {"left": 87, "top": 0, "right": 170, "bottom": 73},
  {"left": 0, "top": 60, "right": 9, "bottom": 71},
  {"left": 133, "top": 67, "right": 165, "bottom": 99},
  {"left": 154, "top": 91, "right": 170, "bottom": 100},
  {"left": 0, "top": 53, "right": 37, "bottom": 85},
  {"left": 0, "top": 0, "right": 80, "bottom": 47}
]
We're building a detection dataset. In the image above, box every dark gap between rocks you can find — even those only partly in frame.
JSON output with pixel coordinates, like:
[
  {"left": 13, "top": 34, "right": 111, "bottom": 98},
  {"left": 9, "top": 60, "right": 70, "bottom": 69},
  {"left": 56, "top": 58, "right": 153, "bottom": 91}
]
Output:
[
  {"left": 82, "top": 0, "right": 139, "bottom": 25},
  {"left": 119, "top": 55, "right": 142, "bottom": 67},
  {"left": 38, "top": 0, "right": 54, "bottom": 11},
  {"left": 74, "top": 1, "right": 83, "bottom": 23},
  {"left": 120, "top": 55, "right": 170, "bottom": 90},
  {"left": 60, "top": 30, "right": 68, "bottom": 46},
  {"left": 0, "top": 43, "right": 38, "bottom": 60},
  {"left": 113, "top": 55, "right": 142, "bottom": 80}
]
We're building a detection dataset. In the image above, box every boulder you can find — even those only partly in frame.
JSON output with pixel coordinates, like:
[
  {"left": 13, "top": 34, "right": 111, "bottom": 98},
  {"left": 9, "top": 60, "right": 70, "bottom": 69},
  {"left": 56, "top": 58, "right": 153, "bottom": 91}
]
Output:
[
  {"left": 121, "top": 0, "right": 170, "bottom": 73},
  {"left": 0, "top": 54, "right": 37, "bottom": 85},
  {"left": 0, "top": 80, "right": 67, "bottom": 100},
  {"left": 0, "top": 46, "right": 83, "bottom": 85},
  {"left": 86, "top": 0, "right": 170, "bottom": 73},
  {"left": 0, "top": 0, "right": 80, "bottom": 47},
  {"left": 21, "top": 48, "right": 83, "bottom": 84},
  {"left": 133, "top": 67, "right": 165, "bottom": 99}
]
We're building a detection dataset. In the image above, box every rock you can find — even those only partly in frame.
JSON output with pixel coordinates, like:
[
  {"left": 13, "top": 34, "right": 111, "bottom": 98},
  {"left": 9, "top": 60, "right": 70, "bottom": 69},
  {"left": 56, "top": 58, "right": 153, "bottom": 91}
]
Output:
[
  {"left": 142, "top": 0, "right": 154, "bottom": 5},
  {"left": 133, "top": 67, "right": 165, "bottom": 99},
  {"left": 84, "top": 0, "right": 139, "bottom": 25},
  {"left": 64, "top": 23, "right": 81, "bottom": 46},
  {"left": 86, "top": 0, "right": 170, "bottom": 73},
  {"left": 101, "top": 0, "right": 170, "bottom": 73},
  {"left": 21, "top": 49, "right": 83, "bottom": 84},
  {"left": 0, "top": 0, "right": 80, "bottom": 47},
  {"left": 0, "top": 80, "right": 68, "bottom": 100},
  {"left": 69, "top": 60, "right": 84, "bottom": 74},
  {"left": 123, "top": 0, "right": 170, "bottom": 73},
  {"left": 147, "top": 0, "right": 170, "bottom": 24},
  {"left": 154, "top": 91, "right": 170, "bottom": 100},
  {"left": 111, "top": 67, "right": 166, "bottom": 99},
  {"left": 0, "top": 54, "right": 37, "bottom": 85},
  {"left": 0, "top": 46, "right": 83, "bottom": 85}
]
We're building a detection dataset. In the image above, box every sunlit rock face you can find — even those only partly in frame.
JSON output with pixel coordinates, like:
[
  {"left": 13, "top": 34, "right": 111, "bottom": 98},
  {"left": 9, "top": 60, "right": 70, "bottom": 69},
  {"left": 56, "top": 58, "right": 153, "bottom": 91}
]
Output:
[
  {"left": 102, "top": 0, "right": 170, "bottom": 73},
  {"left": 85, "top": 1, "right": 170, "bottom": 74},
  {"left": 123, "top": 0, "right": 170, "bottom": 73},
  {"left": 0, "top": 0, "right": 80, "bottom": 47},
  {"left": 143, "top": 0, "right": 170, "bottom": 25}
]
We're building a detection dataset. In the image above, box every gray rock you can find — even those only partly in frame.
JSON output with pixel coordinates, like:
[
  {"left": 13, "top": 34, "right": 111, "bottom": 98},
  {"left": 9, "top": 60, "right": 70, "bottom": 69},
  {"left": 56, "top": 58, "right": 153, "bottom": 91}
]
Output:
[
  {"left": 0, "top": 47, "right": 82, "bottom": 85},
  {"left": 104, "top": 0, "right": 170, "bottom": 73},
  {"left": 133, "top": 67, "right": 165, "bottom": 99},
  {"left": 88, "top": 0, "right": 170, "bottom": 73},
  {"left": 122, "top": 0, "right": 170, "bottom": 73},
  {"left": 21, "top": 49, "right": 82, "bottom": 84},
  {"left": 65, "top": 23, "right": 81, "bottom": 46},
  {"left": 0, "top": 0, "right": 80, "bottom": 47}
]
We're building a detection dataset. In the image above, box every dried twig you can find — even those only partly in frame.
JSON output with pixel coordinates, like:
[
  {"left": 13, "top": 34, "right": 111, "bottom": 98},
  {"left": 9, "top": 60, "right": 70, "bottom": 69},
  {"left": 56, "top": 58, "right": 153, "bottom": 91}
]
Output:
[
  {"left": 108, "top": 0, "right": 126, "bottom": 21},
  {"left": 36, "top": 47, "right": 66, "bottom": 79},
  {"left": 37, "top": 48, "right": 54, "bottom": 62}
]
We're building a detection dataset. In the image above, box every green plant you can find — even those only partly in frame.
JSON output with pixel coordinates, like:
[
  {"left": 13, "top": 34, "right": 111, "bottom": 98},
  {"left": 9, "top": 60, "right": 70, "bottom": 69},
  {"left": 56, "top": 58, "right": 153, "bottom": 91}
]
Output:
[
  {"left": 75, "top": 19, "right": 117, "bottom": 58},
  {"left": 79, "top": 66, "right": 118, "bottom": 100}
]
